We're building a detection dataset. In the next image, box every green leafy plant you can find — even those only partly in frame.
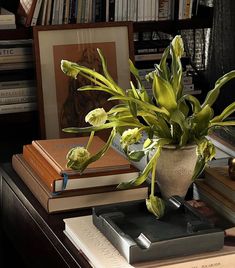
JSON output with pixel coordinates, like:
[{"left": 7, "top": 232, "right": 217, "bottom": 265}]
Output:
[{"left": 61, "top": 35, "right": 235, "bottom": 218}]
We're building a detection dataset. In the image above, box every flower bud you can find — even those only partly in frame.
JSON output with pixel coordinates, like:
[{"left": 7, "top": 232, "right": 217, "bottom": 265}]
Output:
[
  {"left": 171, "top": 35, "right": 184, "bottom": 58},
  {"left": 61, "top": 60, "right": 80, "bottom": 79},
  {"left": 121, "top": 128, "right": 142, "bottom": 148},
  {"left": 66, "top": 146, "right": 90, "bottom": 169},
  {"left": 85, "top": 108, "right": 107, "bottom": 127}
]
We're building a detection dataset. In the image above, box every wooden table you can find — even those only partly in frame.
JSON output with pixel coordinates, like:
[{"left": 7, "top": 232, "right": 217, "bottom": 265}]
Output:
[{"left": 0, "top": 163, "right": 91, "bottom": 268}]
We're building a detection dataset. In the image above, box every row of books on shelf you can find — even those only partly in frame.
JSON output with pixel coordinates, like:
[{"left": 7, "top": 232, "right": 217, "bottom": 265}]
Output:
[
  {"left": 12, "top": 0, "right": 201, "bottom": 27},
  {"left": 0, "top": 79, "right": 37, "bottom": 114},
  {"left": 12, "top": 135, "right": 148, "bottom": 213},
  {"left": 0, "top": 39, "right": 34, "bottom": 71}
]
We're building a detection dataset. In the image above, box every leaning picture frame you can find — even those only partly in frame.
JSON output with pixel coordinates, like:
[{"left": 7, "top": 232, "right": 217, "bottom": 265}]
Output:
[{"left": 33, "top": 22, "right": 134, "bottom": 139}]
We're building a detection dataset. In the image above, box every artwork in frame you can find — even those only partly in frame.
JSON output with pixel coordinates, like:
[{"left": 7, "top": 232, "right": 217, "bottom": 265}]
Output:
[{"left": 33, "top": 22, "right": 134, "bottom": 139}]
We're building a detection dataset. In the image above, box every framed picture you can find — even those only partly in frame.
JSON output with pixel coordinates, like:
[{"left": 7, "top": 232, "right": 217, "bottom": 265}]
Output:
[{"left": 33, "top": 22, "right": 134, "bottom": 139}]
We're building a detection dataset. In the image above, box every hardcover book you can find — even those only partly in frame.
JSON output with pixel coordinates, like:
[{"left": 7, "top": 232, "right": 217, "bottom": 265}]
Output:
[
  {"left": 32, "top": 136, "right": 131, "bottom": 176},
  {"left": 63, "top": 215, "right": 235, "bottom": 268},
  {"left": 12, "top": 154, "right": 148, "bottom": 213},
  {"left": 204, "top": 166, "right": 235, "bottom": 202},
  {"left": 194, "top": 180, "right": 235, "bottom": 224},
  {"left": 23, "top": 144, "right": 139, "bottom": 193}
]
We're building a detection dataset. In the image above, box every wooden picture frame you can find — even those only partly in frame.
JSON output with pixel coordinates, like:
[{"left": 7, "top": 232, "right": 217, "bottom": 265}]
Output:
[{"left": 33, "top": 22, "right": 134, "bottom": 139}]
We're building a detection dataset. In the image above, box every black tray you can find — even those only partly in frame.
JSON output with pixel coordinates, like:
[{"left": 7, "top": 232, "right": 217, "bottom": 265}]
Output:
[{"left": 92, "top": 197, "right": 224, "bottom": 264}]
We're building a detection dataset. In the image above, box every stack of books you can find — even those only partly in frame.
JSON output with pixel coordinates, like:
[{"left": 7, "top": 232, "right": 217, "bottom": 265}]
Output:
[
  {"left": 194, "top": 166, "right": 235, "bottom": 224},
  {"left": 0, "top": 7, "right": 16, "bottom": 29},
  {"left": 12, "top": 136, "right": 148, "bottom": 213}
]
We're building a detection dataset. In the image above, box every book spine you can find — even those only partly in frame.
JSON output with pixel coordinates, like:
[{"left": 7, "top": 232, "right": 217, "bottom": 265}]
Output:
[
  {"left": 0, "top": 24, "right": 16, "bottom": 29},
  {"left": 0, "top": 80, "right": 35, "bottom": 90},
  {"left": 23, "top": 145, "right": 60, "bottom": 192},
  {"left": 0, "top": 102, "right": 37, "bottom": 114},
  {"left": 0, "top": 47, "right": 32, "bottom": 57},
  {"left": 12, "top": 154, "right": 50, "bottom": 212},
  {"left": 0, "top": 87, "right": 36, "bottom": 98},
  {"left": 31, "top": 0, "right": 43, "bottom": 26},
  {"left": 0, "top": 54, "right": 33, "bottom": 63},
  {"left": 108, "top": 0, "right": 115, "bottom": 21},
  {"left": 0, "top": 95, "right": 37, "bottom": 105},
  {"left": 32, "top": 140, "right": 62, "bottom": 174}
]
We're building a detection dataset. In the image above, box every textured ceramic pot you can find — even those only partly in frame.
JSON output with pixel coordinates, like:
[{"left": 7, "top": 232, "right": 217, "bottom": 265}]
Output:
[{"left": 152, "top": 144, "right": 198, "bottom": 200}]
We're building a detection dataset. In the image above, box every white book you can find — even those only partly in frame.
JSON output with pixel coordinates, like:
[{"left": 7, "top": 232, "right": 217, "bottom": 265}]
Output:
[
  {"left": 0, "top": 24, "right": 16, "bottom": 29},
  {"left": 122, "top": 0, "right": 128, "bottom": 21},
  {"left": 115, "top": 0, "right": 123, "bottom": 21},
  {"left": 0, "top": 80, "right": 35, "bottom": 90},
  {"left": 0, "top": 61, "right": 34, "bottom": 71},
  {"left": 0, "top": 87, "right": 37, "bottom": 98},
  {"left": 31, "top": 0, "right": 43, "bottom": 26},
  {"left": 0, "top": 54, "right": 33, "bottom": 63},
  {"left": 0, "top": 102, "right": 37, "bottom": 114},
  {"left": 0, "top": 47, "right": 32, "bottom": 57},
  {"left": 0, "top": 8, "right": 16, "bottom": 24},
  {"left": 0, "top": 95, "right": 37, "bottom": 105},
  {"left": 64, "top": 215, "right": 235, "bottom": 268},
  {"left": 137, "top": 0, "right": 144, "bottom": 21}
]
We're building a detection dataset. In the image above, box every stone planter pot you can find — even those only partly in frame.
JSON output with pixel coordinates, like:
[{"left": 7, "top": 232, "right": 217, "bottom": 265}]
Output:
[{"left": 151, "top": 144, "right": 198, "bottom": 200}]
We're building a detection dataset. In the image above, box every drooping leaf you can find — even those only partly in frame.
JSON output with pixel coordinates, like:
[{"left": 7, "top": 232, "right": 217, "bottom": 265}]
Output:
[{"left": 202, "top": 70, "right": 235, "bottom": 108}]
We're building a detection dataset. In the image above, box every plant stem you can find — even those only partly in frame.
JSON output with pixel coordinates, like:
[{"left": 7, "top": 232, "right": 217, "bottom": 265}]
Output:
[
  {"left": 86, "top": 131, "right": 95, "bottom": 150},
  {"left": 151, "top": 159, "right": 157, "bottom": 196}
]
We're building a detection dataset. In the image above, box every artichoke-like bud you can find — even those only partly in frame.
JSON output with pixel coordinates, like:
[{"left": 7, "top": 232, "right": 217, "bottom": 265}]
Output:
[
  {"left": 120, "top": 128, "right": 142, "bottom": 148},
  {"left": 146, "top": 195, "right": 165, "bottom": 219},
  {"left": 197, "top": 140, "right": 216, "bottom": 162},
  {"left": 85, "top": 108, "right": 107, "bottom": 127},
  {"left": 61, "top": 60, "right": 80, "bottom": 79},
  {"left": 66, "top": 146, "right": 90, "bottom": 170},
  {"left": 171, "top": 35, "right": 184, "bottom": 58}
]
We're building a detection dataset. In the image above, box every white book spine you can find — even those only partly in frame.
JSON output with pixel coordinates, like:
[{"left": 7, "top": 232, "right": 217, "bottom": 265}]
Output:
[
  {"left": 0, "top": 102, "right": 37, "bottom": 114},
  {"left": 31, "top": 0, "right": 44, "bottom": 26},
  {"left": 0, "top": 24, "right": 16, "bottom": 29},
  {"left": 0, "top": 80, "right": 35, "bottom": 90},
  {"left": 0, "top": 47, "right": 32, "bottom": 57},
  {"left": 137, "top": 0, "right": 144, "bottom": 21},
  {"left": 0, "top": 87, "right": 37, "bottom": 98},
  {"left": 0, "top": 95, "right": 37, "bottom": 105},
  {"left": 115, "top": 0, "right": 123, "bottom": 21},
  {"left": 0, "top": 54, "right": 33, "bottom": 63}
]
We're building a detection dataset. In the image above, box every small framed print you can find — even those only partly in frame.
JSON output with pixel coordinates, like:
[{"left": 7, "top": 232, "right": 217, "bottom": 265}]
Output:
[{"left": 33, "top": 22, "right": 134, "bottom": 139}]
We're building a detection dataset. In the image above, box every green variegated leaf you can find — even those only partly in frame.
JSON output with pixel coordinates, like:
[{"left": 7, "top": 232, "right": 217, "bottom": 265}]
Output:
[
  {"left": 182, "top": 94, "right": 201, "bottom": 113},
  {"left": 210, "top": 102, "right": 235, "bottom": 123},
  {"left": 127, "top": 150, "right": 145, "bottom": 161},
  {"left": 109, "top": 95, "right": 170, "bottom": 116},
  {"left": 146, "top": 195, "right": 165, "bottom": 218},
  {"left": 202, "top": 70, "right": 235, "bottom": 108},
  {"left": 152, "top": 73, "right": 177, "bottom": 113},
  {"left": 192, "top": 105, "right": 213, "bottom": 137}
]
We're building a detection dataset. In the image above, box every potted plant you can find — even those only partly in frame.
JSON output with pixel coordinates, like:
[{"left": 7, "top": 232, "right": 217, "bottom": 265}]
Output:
[{"left": 61, "top": 35, "right": 235, "bottom": 218}]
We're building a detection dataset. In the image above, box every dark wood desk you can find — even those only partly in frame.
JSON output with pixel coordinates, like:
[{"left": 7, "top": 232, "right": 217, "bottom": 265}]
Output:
[{"left": 0, "top": 163, "right": 91, "bottom": 268}]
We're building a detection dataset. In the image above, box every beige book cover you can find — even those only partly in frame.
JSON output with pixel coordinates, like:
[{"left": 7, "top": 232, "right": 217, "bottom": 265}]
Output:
[{"left": 63, "top": 215, "right": 235, "bottom": 268}]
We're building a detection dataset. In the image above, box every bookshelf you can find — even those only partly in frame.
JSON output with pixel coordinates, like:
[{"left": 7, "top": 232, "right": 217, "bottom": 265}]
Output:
[
  {"left": 0, "top": 2, "right": 213, "bottom": 163},
  {"left": 0, "top": 26, "right": 39, "bottom": 163}
]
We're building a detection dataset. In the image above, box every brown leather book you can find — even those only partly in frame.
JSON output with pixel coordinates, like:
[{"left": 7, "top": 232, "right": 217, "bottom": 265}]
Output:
[
  {"left": 31, "top": 136, "right": 131, "bottom": 175},
  {"left": 23, "top": 144, "right": 139, "bottom": 193},
  {"left": 12, "top": 154, "right": 148, "bottom": 213}
]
